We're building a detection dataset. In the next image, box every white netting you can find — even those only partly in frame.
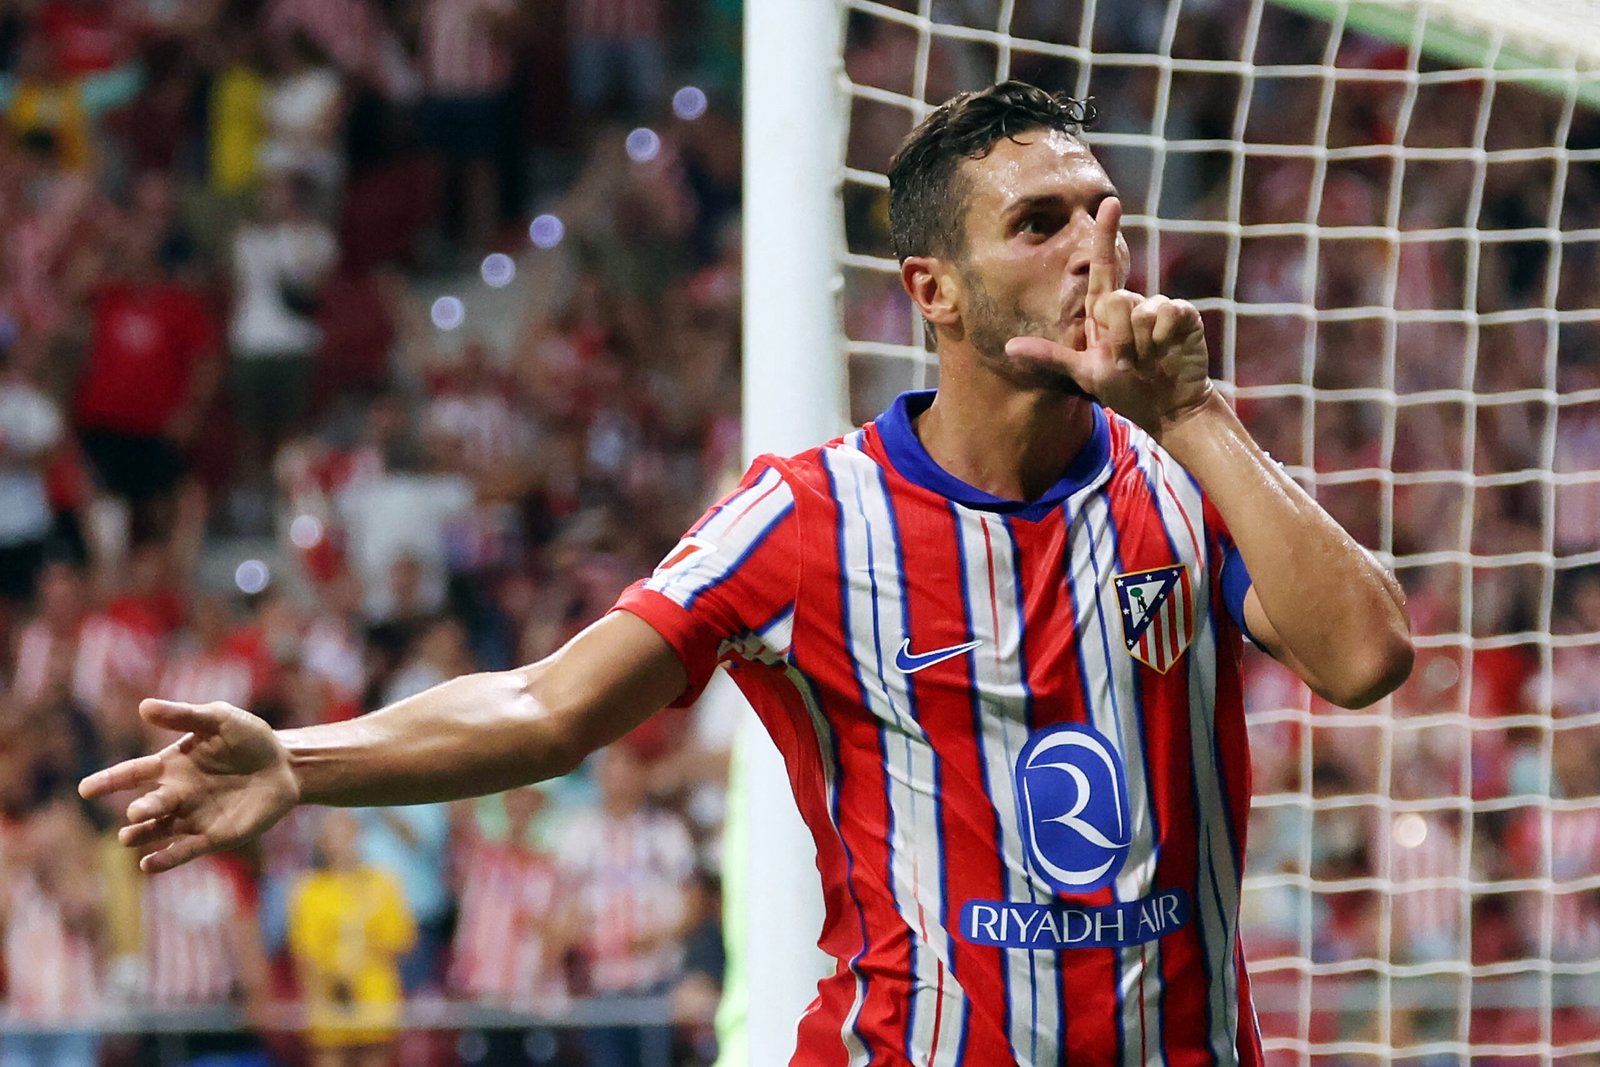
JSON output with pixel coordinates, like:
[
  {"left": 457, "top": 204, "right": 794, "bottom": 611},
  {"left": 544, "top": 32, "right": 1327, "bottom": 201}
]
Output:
[{"left": 834, "top": 0, "right": 1600, "bottom": 1060}]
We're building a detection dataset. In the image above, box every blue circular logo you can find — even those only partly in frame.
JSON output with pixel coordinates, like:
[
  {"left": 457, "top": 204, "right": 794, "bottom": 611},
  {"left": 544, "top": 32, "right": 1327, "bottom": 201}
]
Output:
[{"left": 1014, "top": 723, "right": 1132, "bottom": 895}]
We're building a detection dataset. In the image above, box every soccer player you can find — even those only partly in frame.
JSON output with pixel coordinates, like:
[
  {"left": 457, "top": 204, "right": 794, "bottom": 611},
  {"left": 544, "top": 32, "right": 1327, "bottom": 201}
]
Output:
[{"left": 81, "top": 81, "right": 1413, "bottom": 1066}]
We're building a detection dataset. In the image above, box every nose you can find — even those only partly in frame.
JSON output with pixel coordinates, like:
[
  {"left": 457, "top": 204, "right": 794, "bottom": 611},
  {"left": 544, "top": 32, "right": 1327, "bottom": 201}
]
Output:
[{"left": 1065, "top": 211, "right": 1097, "bottom": 278}]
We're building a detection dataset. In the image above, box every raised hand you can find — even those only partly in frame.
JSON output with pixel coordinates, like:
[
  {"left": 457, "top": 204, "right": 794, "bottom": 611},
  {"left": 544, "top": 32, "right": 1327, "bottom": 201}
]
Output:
[
  {"left": 79, "top": 700, "right": 300, "bottom": 874},
  {"left": 1007, "top": 196, "right": 1216, "bottom": 438}
]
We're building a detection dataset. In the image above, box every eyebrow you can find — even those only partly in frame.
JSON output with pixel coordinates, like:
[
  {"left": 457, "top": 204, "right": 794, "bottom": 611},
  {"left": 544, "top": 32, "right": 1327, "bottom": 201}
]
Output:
[{"left": 1001, "top": 188, "right": 1119, "bottom": 222}]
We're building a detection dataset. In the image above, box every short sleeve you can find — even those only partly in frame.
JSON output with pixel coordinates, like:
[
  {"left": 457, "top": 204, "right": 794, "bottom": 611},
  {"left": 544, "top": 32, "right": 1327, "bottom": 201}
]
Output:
[{"left": 611, "top": 460, "right": 799, "bottom": 707}]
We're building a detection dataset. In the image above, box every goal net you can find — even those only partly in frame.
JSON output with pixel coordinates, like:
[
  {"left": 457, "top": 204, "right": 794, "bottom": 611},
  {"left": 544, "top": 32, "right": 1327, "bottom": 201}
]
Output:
[{"left": 806, "top": 0, "right": 1600, "bottom": 1061}]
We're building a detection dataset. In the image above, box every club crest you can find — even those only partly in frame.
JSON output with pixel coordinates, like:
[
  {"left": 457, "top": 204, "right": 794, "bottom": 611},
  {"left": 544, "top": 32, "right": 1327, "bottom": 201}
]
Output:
[{"left": 1113, "top": 564, "right": 1194, "bottom": 674}]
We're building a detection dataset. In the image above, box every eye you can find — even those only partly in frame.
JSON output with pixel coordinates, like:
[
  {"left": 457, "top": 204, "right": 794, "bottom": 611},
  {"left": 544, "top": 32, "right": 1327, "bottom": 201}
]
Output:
[{"left": 1016, "top": 212, "right": 1062, "bottom": 238}]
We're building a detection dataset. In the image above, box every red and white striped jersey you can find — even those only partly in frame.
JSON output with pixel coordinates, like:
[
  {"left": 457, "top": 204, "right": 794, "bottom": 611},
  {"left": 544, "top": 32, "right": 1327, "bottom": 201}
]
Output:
[
  {"left": 557, "top": 808, "right": 695, "bottom": 995},
  {"left": 448, "top": 837, "right": 570, "bottom": 1006},
  {"left": 1378, "top": 812, "right": 1465, "bottom": 961},
  {"left": 614, "top": 391, "right": 1263, "bottom": 1067},
  {"left": 72, "top": 611, "right": 162, "bottom": 710},
  {"left": 12, "top": 619, "right": 77, "bottom": 704},
  {"left": 156, "top": 649, "right": 257, "bottom": 712},
  {"left": 1, "top": 873, "right": 100, "bottom": 1024},
  {"left": 141, "top": 854, "right": 255, "bottom": 1006}
]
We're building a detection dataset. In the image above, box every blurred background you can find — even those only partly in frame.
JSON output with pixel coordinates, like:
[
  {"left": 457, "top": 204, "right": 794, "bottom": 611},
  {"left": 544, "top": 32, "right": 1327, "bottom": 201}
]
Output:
[{"left": 0, "top": 0, "right": 1592, "bottom": 1063}]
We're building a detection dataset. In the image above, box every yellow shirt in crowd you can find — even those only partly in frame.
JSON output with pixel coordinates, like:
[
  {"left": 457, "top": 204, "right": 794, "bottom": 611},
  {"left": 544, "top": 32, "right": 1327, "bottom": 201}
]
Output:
[
  {"left": 209, "top": 63, "right": 266, "bottom": 193},
  {"left": 288, "top": 866, "right": 416, "bottom": 1048}
]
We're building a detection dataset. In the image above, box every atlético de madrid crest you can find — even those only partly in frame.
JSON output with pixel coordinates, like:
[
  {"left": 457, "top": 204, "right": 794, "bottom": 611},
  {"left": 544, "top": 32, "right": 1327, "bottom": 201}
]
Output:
[{"left": 1113, "top": 564, "right": 1194, "bottom": 674}]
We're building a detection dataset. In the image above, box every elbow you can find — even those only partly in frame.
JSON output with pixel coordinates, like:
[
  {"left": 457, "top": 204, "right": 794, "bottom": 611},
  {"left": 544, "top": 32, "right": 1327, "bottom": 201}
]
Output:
[
  {"left": 541, "top": 732, "right": 590, "bottom": 780},
  {"left": 512, "top": 662, "right": 596, "bottom": 781},
  {"left": 1323, "top": 626, "right": 1415, "bottom": 709}
]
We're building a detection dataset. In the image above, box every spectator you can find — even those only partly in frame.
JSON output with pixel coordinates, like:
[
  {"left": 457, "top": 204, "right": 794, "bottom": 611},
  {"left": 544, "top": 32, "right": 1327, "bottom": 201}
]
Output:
[
  {"left": 560, "top": 744, "right": 695, "bottom": 1067},
  {"left": 205, "top": 24, "right": 269, "bottom": 200},
  {"left": 352, "top": 799, "right": 451, "bottom": 996},
  {"left": 334, "top": 434, "right": 473, "bottom": 625},
  {"left": 0, "top": 794, "right": 103, "bottom": 1067},
  {"left": 347, "top": 618, "right": 466, "bottom": 994},
  {"left": 448, "top": 785, "right": 575, "bottom": 1008},
  {"left": 288, "top": 809, "right": 415, "bottom": 1067},
  {"left": 0, "top": 338, "right": 64, "bottom": 609},
  {"left": 11, "top": 558, "right": 89, "bottom": 707},
  {"left": 228, "top": 169, "right": 338, "bottom": 519},
  {"left": 670, "top": 868, "right": 723, "bottom": 1066},
  {"left": 416, "top": 0, "right": 521, "bottom": 252},
  {"left": 258, "top": 31, "right": 344, "bottom": 200},
  {"left": 136, "top": 852, "right": 273, "bottom": 1066},
  {"left": 73, "top": 221, "right": 219, "bottom": 544},
  {"left": 155, "top": 594, "right": 260, "bottom": 710}
]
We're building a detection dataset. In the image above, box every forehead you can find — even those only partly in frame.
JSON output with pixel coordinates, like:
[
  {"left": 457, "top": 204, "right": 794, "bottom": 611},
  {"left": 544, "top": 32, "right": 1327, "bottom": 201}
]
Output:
[{"left": 958, "top": 129, "right": 1111, "bottom": 223}]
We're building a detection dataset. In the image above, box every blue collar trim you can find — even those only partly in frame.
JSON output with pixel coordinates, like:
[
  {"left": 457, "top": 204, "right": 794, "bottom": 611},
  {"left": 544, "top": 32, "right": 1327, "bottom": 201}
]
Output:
[{"left": 872, "top": 390, "right": 1111, "bottom": 521}]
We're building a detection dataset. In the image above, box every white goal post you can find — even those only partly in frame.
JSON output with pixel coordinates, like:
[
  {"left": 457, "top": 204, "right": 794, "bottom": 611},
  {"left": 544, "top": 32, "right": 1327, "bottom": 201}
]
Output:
[{"left": 738, "top": 0, "right": 1600, "bottom": 1063}]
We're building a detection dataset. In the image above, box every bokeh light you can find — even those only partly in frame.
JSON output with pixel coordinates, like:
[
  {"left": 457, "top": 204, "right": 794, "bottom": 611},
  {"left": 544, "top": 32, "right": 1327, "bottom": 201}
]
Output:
[
  {"left": 529, "top": 214, "right": 564, "bottom": 248},
  {"left": 234, "top": 559, "right": 270, "bottom": 595},
  {"left": 672, "top": 86, "right": 708, "bottom": 120},
  {"left": 1392, "top": 813, "right": 1428, "bottom": 850},
  {"left": 480, "top": 253, "right": 516, "bottom": 288},
  {"left": 431, "top": 295, "right": 466, "bottom": 331},
  {"left": 626, "top": 127, "right": 661, "bottom": 162},
  {"left": 288, "top": 514, "right": 323, "bottom": 549}
]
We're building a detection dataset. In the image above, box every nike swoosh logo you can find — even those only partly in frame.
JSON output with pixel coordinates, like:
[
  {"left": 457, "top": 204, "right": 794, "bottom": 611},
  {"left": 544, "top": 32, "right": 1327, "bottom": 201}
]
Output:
[{"left": 894, "top": 638, "right": 981, "bottom": 674}]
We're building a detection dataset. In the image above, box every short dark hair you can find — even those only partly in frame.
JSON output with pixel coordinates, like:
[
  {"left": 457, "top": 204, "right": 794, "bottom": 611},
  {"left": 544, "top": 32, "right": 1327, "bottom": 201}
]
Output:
[{"left": 887, "top": 81, "right": 1097, "bottom": 263}]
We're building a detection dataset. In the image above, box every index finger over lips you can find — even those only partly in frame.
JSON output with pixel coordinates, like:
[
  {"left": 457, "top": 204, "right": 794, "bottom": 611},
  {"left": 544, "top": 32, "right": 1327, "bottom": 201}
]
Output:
[{"left": 1086, "top": 196, "right": 1123, "bottom": 305}]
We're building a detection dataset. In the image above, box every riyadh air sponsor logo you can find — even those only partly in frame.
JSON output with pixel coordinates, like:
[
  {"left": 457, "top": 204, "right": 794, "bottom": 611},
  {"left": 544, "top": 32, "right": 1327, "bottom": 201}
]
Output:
[
  {"left": 893, "top": 638, "right": 980, "bottom": 675},
  {"left": 1014, "top": 723, "right": 1131, "bottom": 894},
  {"left": 958, "top": 889, "right": 1191, "bottom": 950},
  {"left": 1113, "top": 563, "right": 1194, "bottom": 673}
]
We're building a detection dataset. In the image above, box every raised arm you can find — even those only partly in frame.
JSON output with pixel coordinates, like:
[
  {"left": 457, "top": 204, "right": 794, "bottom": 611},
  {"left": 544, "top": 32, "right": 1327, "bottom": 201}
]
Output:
[
  {"left": 80, "top": 611, "right": 685, "bottom": 873},
  {"left": 1158, "top": 394, "right": 1412, "bottom": 707},
  {"left": 1009, "top": 197, "right": 1413, "bottom": 708}
]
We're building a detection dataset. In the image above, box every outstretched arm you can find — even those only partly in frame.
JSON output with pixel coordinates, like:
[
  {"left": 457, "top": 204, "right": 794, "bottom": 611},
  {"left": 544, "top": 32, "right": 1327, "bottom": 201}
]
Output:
[
  {"left": 1008, "top": 197, "right": 1413, "bottom": 708},
  {"left": 80, "top": 612, "right": 685, "bottom": 872}
]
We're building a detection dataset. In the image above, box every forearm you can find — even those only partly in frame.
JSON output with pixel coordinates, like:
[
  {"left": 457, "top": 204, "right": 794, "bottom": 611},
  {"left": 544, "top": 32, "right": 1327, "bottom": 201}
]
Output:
[
  {"left": 281, "top": 666, "right": 581, "bottom": 808},
  {"left": 1158, "top": 392, "right": 1412, "bottom": 702},
  {"left": 281, "top": 612, "right": 685, "bottom": 807}
]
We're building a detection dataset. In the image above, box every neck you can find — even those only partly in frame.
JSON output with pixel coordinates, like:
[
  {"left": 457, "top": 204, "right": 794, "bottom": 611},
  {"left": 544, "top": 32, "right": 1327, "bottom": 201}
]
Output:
[{"left": 916, "top": 356, "right": 1096, "bottom": 502}]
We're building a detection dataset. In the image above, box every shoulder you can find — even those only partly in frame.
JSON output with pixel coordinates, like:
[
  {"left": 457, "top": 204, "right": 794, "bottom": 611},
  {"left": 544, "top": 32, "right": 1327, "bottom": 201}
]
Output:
[
  {"left": 1103, "top": 409, "right": 1201, "bottom": 494},
  {"left": 756, "top": 427, "right": 880, "bottom": 498}
]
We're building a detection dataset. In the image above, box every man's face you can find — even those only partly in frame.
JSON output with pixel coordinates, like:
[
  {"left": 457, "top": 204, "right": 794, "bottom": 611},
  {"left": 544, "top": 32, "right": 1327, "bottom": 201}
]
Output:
[{"left": 947, "top": 130, "right": 1127, "bottom": 391}]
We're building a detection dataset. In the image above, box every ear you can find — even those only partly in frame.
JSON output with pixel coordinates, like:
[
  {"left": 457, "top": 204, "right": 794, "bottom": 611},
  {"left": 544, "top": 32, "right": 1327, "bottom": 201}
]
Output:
[{"left": 900, "top": 255, "right": 963, "bottom": 332}]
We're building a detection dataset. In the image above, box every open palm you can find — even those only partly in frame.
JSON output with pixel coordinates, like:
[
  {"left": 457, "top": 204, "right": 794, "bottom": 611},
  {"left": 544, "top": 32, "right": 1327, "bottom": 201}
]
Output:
[{"left": 79, "top": 700, "right": 300, "bottom": 873}]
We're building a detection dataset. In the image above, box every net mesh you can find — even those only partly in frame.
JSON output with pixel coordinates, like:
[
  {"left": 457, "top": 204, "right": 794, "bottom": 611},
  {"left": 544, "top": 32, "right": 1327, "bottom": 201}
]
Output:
[{"left": 835, "top": 0, "right": 1600, "bottom": 1060}]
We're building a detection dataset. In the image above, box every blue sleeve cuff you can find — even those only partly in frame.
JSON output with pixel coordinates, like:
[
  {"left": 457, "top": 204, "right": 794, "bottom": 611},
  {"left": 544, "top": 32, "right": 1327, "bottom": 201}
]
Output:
[{"left": 1220, "top": 544, "right": 1258, "bottom": 646}]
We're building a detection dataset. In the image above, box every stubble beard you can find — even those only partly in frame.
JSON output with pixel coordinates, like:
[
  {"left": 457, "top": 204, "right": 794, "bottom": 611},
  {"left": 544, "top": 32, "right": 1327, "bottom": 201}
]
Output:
[{"left": 960, "top": 266, "right": 1088, "bottom": 397}]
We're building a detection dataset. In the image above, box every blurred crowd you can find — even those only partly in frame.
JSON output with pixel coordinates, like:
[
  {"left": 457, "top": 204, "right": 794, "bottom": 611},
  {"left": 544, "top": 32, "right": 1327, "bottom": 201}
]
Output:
[
  {"left": 0, "top": 0, "right": 741, "bottom": 1063},
  {"left": 0, "top": 0, "right": 1596, "bottom": 1063},
  {"left": 838, "top": 1, "right": 1600, "bottom": 1060}
]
